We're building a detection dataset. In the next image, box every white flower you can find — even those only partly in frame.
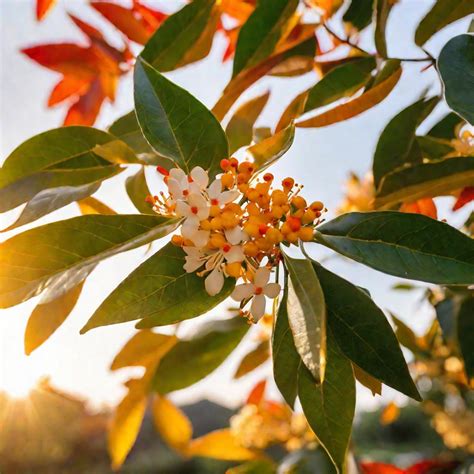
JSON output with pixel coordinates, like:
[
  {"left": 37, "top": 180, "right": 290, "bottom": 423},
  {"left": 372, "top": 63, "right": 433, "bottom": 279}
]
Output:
[
  {"left": 176, "top": 193, "right": 210, "bottom": 247},
  {"left": 167, "top": 167, "right": 209, "bottom": 201},
  {"left": 183, "top": 246, "right": 207, "bottom": 273},
  {"left": 205, "top": 267, "right": 225, "bottom": 296},
  {"left": 231, "top": 267, "right": 281, "bottom": 321},
  {"left": 207, "top": 179, "right": 239, "bottom": 207},
  {"left": 219, "top": 228, "right": 246, "bottom": 263}
]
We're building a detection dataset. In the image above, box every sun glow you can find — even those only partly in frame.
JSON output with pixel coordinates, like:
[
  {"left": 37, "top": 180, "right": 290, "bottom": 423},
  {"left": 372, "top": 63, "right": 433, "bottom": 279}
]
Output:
[{"left": 1, "top": 373, "right": 39, "bottom": 399}]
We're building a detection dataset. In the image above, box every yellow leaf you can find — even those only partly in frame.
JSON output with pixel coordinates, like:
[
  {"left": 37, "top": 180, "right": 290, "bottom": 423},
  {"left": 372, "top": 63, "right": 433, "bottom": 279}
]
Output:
[
  {"left": 186, "top": 429, "right": 258, "bottom": 461},
  {"left": 77, "top": 196, "right": 116, "bottom": 215},
  {"left": 296, "top": 66, "right": 402, "bottom": 128},
  {"left": 110, "top": 331, "right": 178, "bottom": 371},
  {"left": 353, "top": 364, "right": 382, "bottom": 397},
  {"left": 234, "top": 341, "right": 270, "bottom": 379},
  {"left": 108, "top": 378, "right": 148, "bottom": 470},
  {"left": 380, "top": 401, "right": 400, "bottom": 425},
  {"left": 276, "top": 89, "right": 308, "bottom": 132},
  {"left": 152, "top": 396, "right": 193, "bottom": 453}
]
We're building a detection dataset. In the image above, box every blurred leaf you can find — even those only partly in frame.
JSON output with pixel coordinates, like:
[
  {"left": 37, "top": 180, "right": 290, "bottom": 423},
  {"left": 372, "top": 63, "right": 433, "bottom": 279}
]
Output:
[
  {"left": 313, "top": 263, "right": 420, "bottom": 400},
  {"left": 141, "top": 0, "right": 217, "bottom": 71},
  {"left": 380, "top": 401, "right": 400, "bottom": 425},
  {"left": 186, "top": 429, "right": 258, "bottom": 460},
  {"left": 457, "top": 296, "right": 474, "bottom": 380},
  {"left": 134, "top": 58, "right": 228, "bottom": 178},
  {"left": 125, "top": 168, "right": 153, "bottom": 214},
  {"left": 226, "top": 460, "right": 276, "bottom": 474},
  {"left": 0, "top": 214, "right": 179, "bottom": 308},
  {"left": 246, "top": 380, "right": 267, "bottom": 405},
  {"left": 232, "top": 0, "right": 299, "bottom": 77},
  {"left": 373, "top": 97, "right": 438, "bottom": 187},
  {"left": 304, "top": 57, "right": 376, "bottom": 113},
  {"left": 248, "top": 123, "right": 295, "bottom": 171},
  {"left": 415, "top": 0, "right": 474, "bottom": 46},
  {"left": 416, "top": 135, "right": 454, "bottom": 160},
  {"left": 374, "top": 156, "right": 474, "bottom": 208},
  {"left": 234, "top": 341, "right": 270, "bottom": 378},
  {"left": 24, "top": 282, "right": 84, "bottom": 355},
  {"left": 400, "top": 197, "right": 438, "bottom": 220},
  {"left": 111, "top": 331, "right": 178, "bottom": 370},
  {"left": 428, "top": 112, "right": 465, "bottom": 140},
  {"left": 152, "top": 318, "right": 248, "bottom": 393},
  {"left": 152, "top": 395, "right": 193, "bottom": 452},
  {"left": 374, "top": 0, "right": 394, "bottom": 57},
  {"left": 226, "top": 91, "right": 270, "bottom": 154},
  {"left": 298, "top": 329, "right": 355, "bottom": 474},
  {"left": 391, "top": 313, "right": 424, "bottom": 354},
  {"left": 343, "top": 0, "right": 374, "bottom": 31},
  {"left": 315, "top": 211, "right": 474, "bottom": 285},
  {"left": 84, "top": 243, "right": 233, "bottom": 332},
  {"left": 272, "top": 285, "right": 301, "bottom": 407},
  {"left": 360, "top": 463, "right": 403, "bottom": 474},
  {"left": 438, "top": 34, "right": 474, "bottom": 125},
  {"left": 284, "top": 255, "right": 326, "bottom": 383},
  {"left": 36, "top": 0, "right": 57, "bottom": 21},
  {"left": 453, "top": 186, "right": 474, "bottom": 211},
  {"left": 296, "top": 65, "right": 401, "bottom": 127},
  {"left": 276, "top": 89, "right": 309, "bottom": 132},
  {"left": 78, "top": 196, "right": 116, "bottom": 215},
  {"left": 353, "top": 364, "right": 382, "bottom": 396},
  {"left": 434, "top": 298, "right": 457, "bottom": 341}
]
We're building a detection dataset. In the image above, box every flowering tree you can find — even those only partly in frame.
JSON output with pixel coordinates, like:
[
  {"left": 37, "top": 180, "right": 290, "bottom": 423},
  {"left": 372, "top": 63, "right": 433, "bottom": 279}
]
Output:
[{"left": 2, "top": 0, "right": 474, "bottom": 472}]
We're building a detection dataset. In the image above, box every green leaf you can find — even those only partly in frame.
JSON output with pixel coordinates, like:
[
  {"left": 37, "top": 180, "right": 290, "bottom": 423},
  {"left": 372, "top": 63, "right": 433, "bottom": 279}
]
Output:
[
  {"left": 82, "top": 243, "right": 234, "bottom": 332},
  {"left": 343, "top": 0, "right": 374, "bottom": 31},
  {"left": 313, "top": 263, "right": 420, "bottom": 400},
  {"left": 391, "top": 313, "right": 425, "bottom": 355},
  {"left": 371, "top": 59, "right": 401, "bottom": 88},
  {"left": 374, "top": 0, "right": 394, "bottom": 57},
  {"left": 232, "top": 0, "right": 299, "bottom": 77},
  {"left": 374, "top": 156, "right": 474, "bottom": 208},
  {"left": 0, "top": 214, "right": 179, "bottom": 309},
  {"left": 226, "top": 91, "right": 270, "bottom": 154},
  {"left": 134, "top": 58, "right": 229, "bottom": 178},
  {"left": 272, "top": 284, "right": 301, "bottom": 407},
  {"left": 416, "top": 135, "right": 454, "bottom": 160},
  {"left": 457, "top": 296, "right": 474, "bottom": 380},
  {"left": 304, "top": 57, "right": 376, "bottom": 113},
  {"left": 427, "top": 112, "right": 465, "bottom": 140},
  {"left": 141, "top": 0, "right": 217, "bottom": 72},
  {"left": 415, "top": 0, "right": 474, "bottom": 46},
  {"left": 125, "top": 168, "right": 153, "bottom": 214},
  {"left": 24, "top": 282, "right": 84, "bottom": 355},
  {"left": 435, "top": 298, "right": 458, "bottom": 341},
  {"left": 373, "top": 97, "right": 438, "bottom": 187},
  {"left": 152, "top": 318, "right": 248, "bottom": 393},
  {"left": 247, "top": 123, "right": 295, "bottom": 171},
  {"left": 315, "top": 211, "right": 474, "bottom": 285},
  {"left": 78, "top": 196, "right": 116, "bottom": 215},
  {"left": 284, "top": 255, "right": 326, "bottom": 383},
  {"left": 438, "top": 34, "right": 474, "bottom": 125},
  {"left": 298, "top": 329, "right": 355, "bottom": 474}
]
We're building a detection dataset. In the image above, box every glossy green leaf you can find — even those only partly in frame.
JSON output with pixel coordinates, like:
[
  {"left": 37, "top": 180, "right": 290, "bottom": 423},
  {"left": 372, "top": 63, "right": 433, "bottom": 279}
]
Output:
[
  {"left": 82, "top": 243, "right": 234, "bottom": 332},
  {"left": 374, "top": 0, "right": 394, "bottom": 57},
  {"left": 373, "top": 97, "right": 438, "bottom": 187},
  {"left": 141, "top": 0, "right": 216, "bottom": 71},
  {"left": 226, "top": 91, "right": 270, "bottom": 154},
  {"left": 284, "top": 255, "right": 326, "bottom": 383},
  {"left": 232, "top": 0, "right": 298, "bottom": 77},
  {"left": 371, "top": 59, "right": 401, "bottom": 88},
  {"left": 416, "top": 135, "right": 454, "bottom": 160},
  {"left": 24, "top": 281, "right": 84, "bottom": 355},
  {"left": 427, "top": 112, "right": 464, "bottom": 140},
  {"left": 438, "top": 34, "right": 474, "bottom": 125},
  {"left": 298, "top": 329, "right": 355, "bottom": 474},
  {"left": 152, "top": 318, "right": 248, "bottom": 393},
  {"left": 374, "top": 156, "right": 474, "bottom": 208},
  {"left": 304, "top": 57, "right": 376, "bottom": 113},
  {"left": 134, "top": 58, "right": 228, "bottom": 178},
  {"left": 343, "top": 0, "right": 374, "bottom": 31},
  {"left": 313, "top": 263, "right": 420, "bottom": 400},
  {"left": 415, "top": 0, "right": 474, "bottom": 46},
  {"left": 0, "top": 214, "right": 179, "bottom": 308},
  {"left": 457, "top": 297, "right": 474, "bottom": 380},
  {"left": 272, "top": 284, "right": 301, "bottom": 407},
  {"left": 125, "top": 168, "right": 153, "bottom": 214},
  {"left": 315, "top": 211, "right": 474, "bottom": 285}
]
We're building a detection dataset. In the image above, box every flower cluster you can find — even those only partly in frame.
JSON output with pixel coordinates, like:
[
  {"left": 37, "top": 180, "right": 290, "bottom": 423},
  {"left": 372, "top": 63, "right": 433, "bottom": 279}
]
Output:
[{"left": 148, "top": 158, "right": 325, "bottom": 322}]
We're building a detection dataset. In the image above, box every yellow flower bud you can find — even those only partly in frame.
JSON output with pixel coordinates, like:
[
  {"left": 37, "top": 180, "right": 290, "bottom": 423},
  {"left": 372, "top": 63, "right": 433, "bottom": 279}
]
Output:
[
  {"left": 209, "top": 205, "right": 221, "bottom": 217},
  {"left": 221, "top": 172, "right": 235, "bottom": 189},
  {"left": 244, "top": 222, "right": 260, "bottom": 238},
  {"left": 210, "top": 216, "right": 223, "bottom": 231},
  {"left": 209, "top": 233, "right": 226, "bottom": 249},
  {"left": 310, "top": 201, "right": 324, "bottom": 212},
  {"left": 286, "top": 232, "right": 299, "bottom": 244},
  {"left": 291, "top": 196, "right": 307, "bottom": 209},
  {"left": 281, "top": 222, "right": 292, "bottom": 235},
  {"left": 257, "top": 195, "right": 270, "bottom": 209},
  {"left": 271, "top": 190, "right": 288, "bottom": 206},
  {"left": 256, "top": 237, "right": 273, "bottom": 251},
  {"left": 255, "top": 182, "right": 270, "bottom": 195},
  {"left": 243, "top": 241, "right": 259, "bottom": 257},
  {"left": 266, "top": 227, "right": 283, "bottom": 244},
  {"left": 302, "top": 209, "right": 316, "bottom": 224},
  {"left": 200, "top": 219, "right": 212, "bottom": 230},
  {"left": 171, "top": 235, "right": 184, "bottom": 246},
  {"left": 271, "top": 205, "right": 285, "bottom": 219},
  {"left": 299, "top": 227, "right": 314, "bottom": 242},
  {"left": 246, "top": 188, "right": 259, "bottom": 202},
  {"left": 221, "top": 211, "right": 239, "bottom": 229},
  {"left": 247, "top": 202, "right": 260, "bottom": 216},
  {"left": 226, "top": 262, "right": 242, "bottom": 278}
]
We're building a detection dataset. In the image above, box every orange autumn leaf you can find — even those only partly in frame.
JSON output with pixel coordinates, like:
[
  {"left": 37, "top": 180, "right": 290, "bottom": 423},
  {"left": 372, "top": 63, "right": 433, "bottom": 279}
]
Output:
[
  {"left": 246, "top": 380, "right": 267, "bottom": 405},
  {"left": 380, "top": 401, "right": 400, "bottom": 425},
  {"left": 36, "top": 0, "right": 57, "bottom": 21},
  {"left": 48, "top": 76, "right": 90, "bottom": 107},
  {"left": 64, "top": 79, "right": 106, "bottom": 126},
  {"left": 221, "top": 0, "right": 255, "bottom": 23},
  {"left": 453, "top": 186, "right": 474, "bottom": 211},
  {"left": 361, "top": 463, "right": 404, "bottom": 474},
  {"left": 132, "top": 0, "right": 168, "bottom": 32},
  {"left": 400, "top": 197, "right": 438, "bottom": 219}
]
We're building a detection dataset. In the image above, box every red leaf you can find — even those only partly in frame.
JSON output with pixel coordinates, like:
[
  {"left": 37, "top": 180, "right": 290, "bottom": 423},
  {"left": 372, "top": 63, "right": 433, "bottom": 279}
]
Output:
[
  {"left": 91, "top": 1, "right": 151, "bottom": 45},
  {"left": 64, "top": 79, "right": 105, "bottom": 126},
  {"left": 68, "top": 13, "right": 105, "bottom": 42},
  {"left": 132, "top": 0, "right": 167, "bottom": 32},
  {"left": 48, "top": 76, "right": 90, "bottom": 107},
  {"left": 400, "top": 197, "right": 438, "bottom": 220},
  {"left": 361, "top": 462, "right": 404, "bottom": 474},
  {"left": 36, "top": 0, "right": 57, "bottom": 21},
  {"left": 406, "top": 460, "right": 459, "bottom": 474},
  {"left": 453, "top": 186, "right": 474, "bottom": 211},
  {"left": 245, "top": 380, "right": 266, "bottom": 405}
]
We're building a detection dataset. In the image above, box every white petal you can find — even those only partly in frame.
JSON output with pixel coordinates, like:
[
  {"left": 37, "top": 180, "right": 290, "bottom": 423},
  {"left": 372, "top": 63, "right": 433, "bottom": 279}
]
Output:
[
  {"left": 207, "top": 179, "right": 222, "bottom": 199},
  {"left": 191, "top": 230, "right": 210, "bottom": 248},
  {"left": 169, "top": 168, "right": 186, "bottom": 182},
  {"left": 184, "top": 256, "right": 204, "bottom": 273},
  {"left": 196, "top": 206, "right": 210, "bottom": 221},
  {"left": 225, "top": 246, "right": 244, "bottom": 263},
  {"left": 231, "top": 283, "right": 255, "bottom": 301},
  {"left": 251, "top": 294, "right": 266, "bottom": 321},
  {"left": 181, "top": 217, "right": 200, "bottom": 239},
  {"left": 254, "top": 267, "right": 270, "bottom": 287},
  {"left": 205, "top": 268, "right": 225, "bottom": 296},
  {"left": 191, "top": 166, "right": 209, "bottom": 188},
  {"left": 168, "top": 178, "right": 182, "bottom": 199},
  {"left": 176, "top": 200, "right": 190, "bottom": 217},
  {"left": 219, "top": 190, "right": 239, "bottom": 204},
  {"left": 264, "top": 283, "right": 281, "bottom": 299},
  {"left": 224, "top": 227, "right": 244, "bottom": 245},
  {"left": 183, "top": 246, "right": 202, "bottom": 257},
  {"left": 188, "top": 193, "right": 207, "bottom": 208},
  {"left": 188, "top": 182, "right": 201, "bottom": 196}
]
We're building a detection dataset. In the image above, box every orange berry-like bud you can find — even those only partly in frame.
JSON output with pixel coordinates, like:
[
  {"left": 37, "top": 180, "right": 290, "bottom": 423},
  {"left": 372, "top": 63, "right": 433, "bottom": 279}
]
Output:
[
  {"left": 246, "top": 188, "right": 259, "bottom": 202},
  {"left": 286, "top": 232, "right": 299, "bottom": 244},
  {"left": 238, "top": 161, "right": 255, "bottom": 174},
  {"left": 220, "top": 159, "right": 231, "bottom": 171},
  {"left": 271, "top": 205, "right": 285, "bottom": 219},
  {"left": 271, "top": 190, "right": 288, "bottom": 206},
  {"left": 302, "top": 209, "right": 316, "bottom": 224},
  {"left": 200, "top": 219, "right": 212, "bottom": 231},
  {"left": 256, "top": 237, "right": 273, "bottom": 251},
  {"left": 281, "top": 204, "right": 290, "bottom": 214},
  {"left": 287, "top": 216, "right": 301, "bottom": 232},
  {"left": 237, "top": 172, "right": 250, "bottom": 185},
  {"left": 221, "top": 172, "right": 235, "bottom": 188},
  {"left": 266, "top": 227, "right": 282, "bottom": 244},
  {"left": 156, "top": 166, "right": 169, "bottom": 176},
  {"left": 256, "top": 182, "right": 270, "bottom": 195},
  {"left": 145, "top": 195, "right": 155, "bottom": 205},
  {"left": 281, "top": 222, "right": 292, "bottom": 235},
  {"left": 299, "top": 227, "right": 314, "bottom": 242},
  {"left": 282, "top": 177, "right": 295, "bottom": 190},
  {"left": 222, "top": 212, "right": 239, "bottom": 229},
  {"left": 226, "top": 203, "right": 244, "bottom": 215},
  {"left": 230, "top": 157, "right": 239, "bottom": 169},
  {"left": 244, "top": 241, "right": 259, "bottom": 257},
  {"left": 293, "top": 209, "right": 304, "bottom": 219},
  {"left": 210, "top": 217, "right": 223, "bottom": 231},
  {"left": 263, "top": 173, "right": 274, "bottom": 182},
  {"left": 209, "top": 232, "right": 226, "bottom": 249},
  {"left": 259, "top": 224, "right": 268, "bottom": 236},
  {"left": 209, "top": 205, "right": 221, "bottom": 217},
  {"left": 310, "top": 201, "right": 324, "bottom": 212},
  {"left": 292, "top": 196, "right": 307, "bottom": 209},
  {"left": 238, "top": 183, "right": 249, "bottom": 193},
  {"left": 247, "top": 202, "right": 260, "bottom": 216},
  {"left": 257, "top": 195, "right": 271, "bottom": 209},
  {"left": 171, "top": 235, "right": 184, "bottom": 246},
  {"left": 244, "top": 222, "right": 260, "bottom": 238},
  {"left": 226, "top": 262, "right": 242, "bottom": 278}
]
